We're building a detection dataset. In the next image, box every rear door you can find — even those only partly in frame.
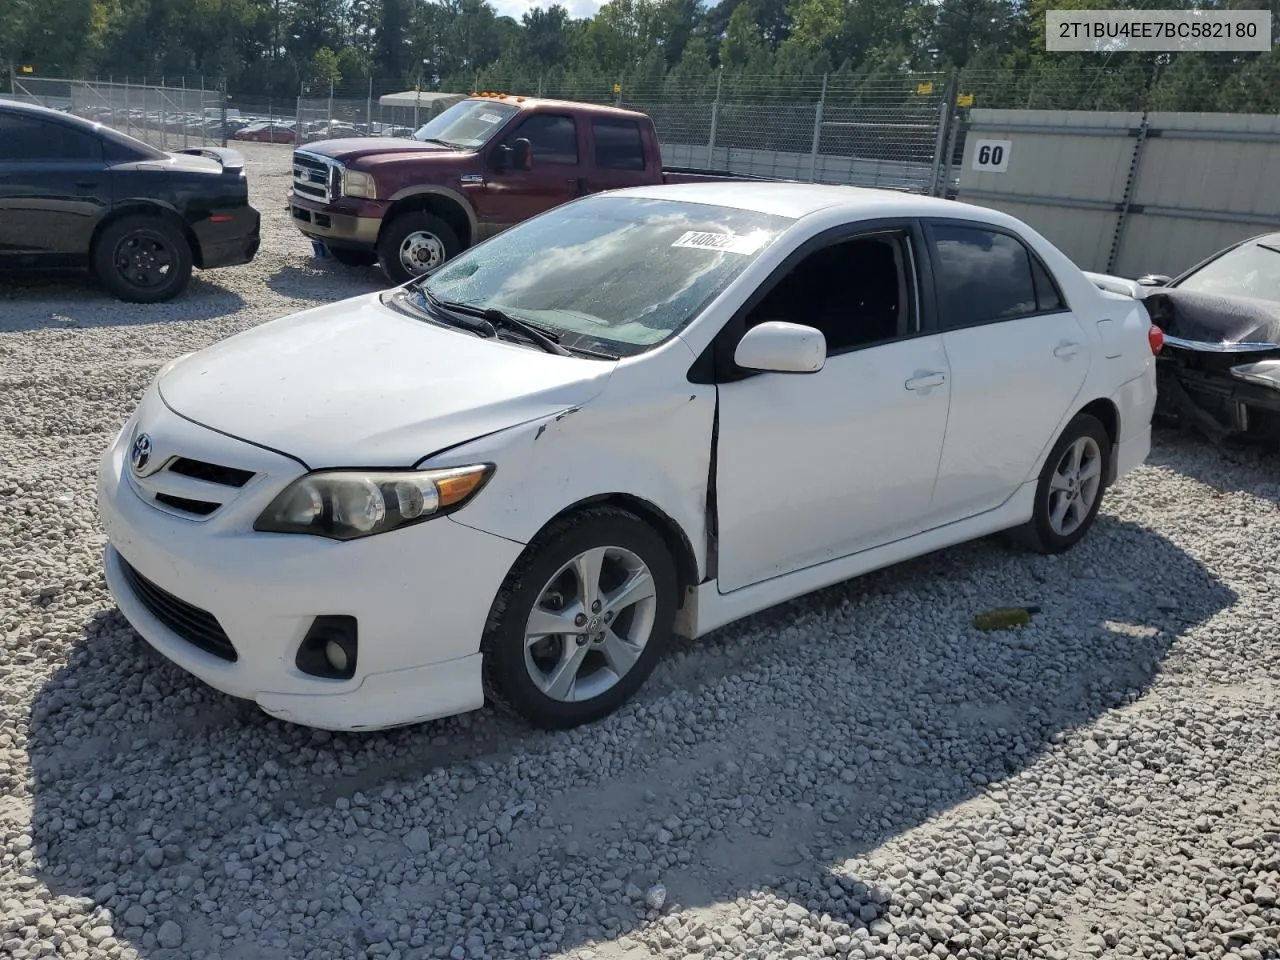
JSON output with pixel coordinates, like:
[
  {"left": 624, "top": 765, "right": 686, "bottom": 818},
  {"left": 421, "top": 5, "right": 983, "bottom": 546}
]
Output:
[
  {"left": 0, "top": 112, "right": 110, "bottom": 265},
  {"left": 471, "top": 111, "right": 584, "bottom": 235},
  {"left": 583, "top": 116, "right": 655, "bottom": 193},
  {"left": 922, "top": 219, "right": 1090, "bottom": 525}
]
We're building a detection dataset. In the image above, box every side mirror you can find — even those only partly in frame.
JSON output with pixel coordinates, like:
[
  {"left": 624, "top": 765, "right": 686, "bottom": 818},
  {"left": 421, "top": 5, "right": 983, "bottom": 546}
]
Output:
[
  {"left": 492, "top": 144, "right": 512, "bottom": 170},
  {"left": 734, "top": 321, "right": 826, "bottom": 374},
  {"left": 512, "top": 137, "right": 533, "bottom": 171}
]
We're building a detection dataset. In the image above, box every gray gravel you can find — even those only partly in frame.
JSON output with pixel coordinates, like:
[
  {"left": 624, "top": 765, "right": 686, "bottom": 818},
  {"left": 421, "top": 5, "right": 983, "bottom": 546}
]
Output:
[{"left": 2, "top": 142, "right": 1279, "bottom": 960}]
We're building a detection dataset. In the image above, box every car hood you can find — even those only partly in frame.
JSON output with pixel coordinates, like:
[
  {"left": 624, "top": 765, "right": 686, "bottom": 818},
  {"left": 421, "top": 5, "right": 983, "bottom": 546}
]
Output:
[
  {"left": 156, "top": 293, "right": 614, "bottom": 469},
  {"left": 1143, "top": 288, "right": 1280, "bottom": 347},
  {"left": 298, "top": 137, "right": 469, "bottom": 164}
]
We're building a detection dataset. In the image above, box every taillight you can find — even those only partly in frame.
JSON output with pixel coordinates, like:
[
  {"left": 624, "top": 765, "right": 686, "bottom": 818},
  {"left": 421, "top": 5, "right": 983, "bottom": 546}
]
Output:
[{"left": 1148, "top": 324, "right": 1164, "bottom": 355}]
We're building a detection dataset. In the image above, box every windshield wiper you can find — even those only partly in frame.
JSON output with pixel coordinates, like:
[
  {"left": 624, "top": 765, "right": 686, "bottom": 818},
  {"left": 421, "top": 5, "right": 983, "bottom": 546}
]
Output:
[
  {"left": 410, "top": 288, "right": 494, "bottom": 336},
  {"left": 436, "top": 300, "right": 572, "bottom": 357}
]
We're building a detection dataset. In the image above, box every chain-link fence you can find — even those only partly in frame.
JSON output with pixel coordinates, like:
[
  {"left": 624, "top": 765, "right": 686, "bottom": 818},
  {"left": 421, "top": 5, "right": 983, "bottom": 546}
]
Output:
[{"left": 8, "top": 77, "right": 227, "bottom": 149}]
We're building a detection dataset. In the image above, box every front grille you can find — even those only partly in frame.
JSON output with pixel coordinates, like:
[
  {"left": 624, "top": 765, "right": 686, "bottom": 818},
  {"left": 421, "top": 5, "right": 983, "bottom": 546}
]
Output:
[
  {"left": 155, "top": 493, "right": 219, "bottom": 515},
  {"left": 168, "top": 457, "right": 253, "bottom": 488},
  {"left": 119, "top": 558, "right": 238, "bottom": 662},
  {"left": 292, "top": 150, "right": 341, "bottom": 202}
]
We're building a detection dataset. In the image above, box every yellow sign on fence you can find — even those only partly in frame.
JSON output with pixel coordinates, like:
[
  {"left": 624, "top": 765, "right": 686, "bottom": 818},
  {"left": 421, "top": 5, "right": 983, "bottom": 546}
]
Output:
[
  {"left": 916, "top": 81, "right": 933, "bottom": 95},
  {"left": 613, "top": 82, "right": 621, "bottom": 94},
  {"left": 957, "top": 93, "right": 975, "bottom": 108},
  {"left": 21, "top": 65, "right": 34, "bottom": 74}
]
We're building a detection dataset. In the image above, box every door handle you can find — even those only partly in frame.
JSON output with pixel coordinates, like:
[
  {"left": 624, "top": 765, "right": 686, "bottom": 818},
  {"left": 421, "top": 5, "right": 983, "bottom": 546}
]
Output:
[
  {"left": 904, "top": 370, "right": 947, "bottom": 391},
  {"left": 1053, "top": 340, "right": 1082, "bottom": 359},
  {"left": 75, "top": 181, "right": 99, "bottom": 189}
]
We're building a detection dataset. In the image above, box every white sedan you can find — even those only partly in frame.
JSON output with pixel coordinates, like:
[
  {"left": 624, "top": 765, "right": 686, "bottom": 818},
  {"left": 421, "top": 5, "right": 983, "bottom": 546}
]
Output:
[{"left": 96, "top": 182, "right": 1159, "bottom": 732}]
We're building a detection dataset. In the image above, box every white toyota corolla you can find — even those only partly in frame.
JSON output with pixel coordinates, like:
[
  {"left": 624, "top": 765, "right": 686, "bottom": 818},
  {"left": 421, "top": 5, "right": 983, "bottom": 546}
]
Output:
[{"left": 97, "top": 182, "right": 1160, "bottom": 732}]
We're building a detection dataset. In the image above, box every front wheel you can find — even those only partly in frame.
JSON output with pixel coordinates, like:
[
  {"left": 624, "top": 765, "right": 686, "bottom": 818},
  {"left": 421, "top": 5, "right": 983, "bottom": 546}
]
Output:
[
  {"left": 92, "top": 215, "right": 193, "bottom": 303},
  {"left": 1011, "top": 413, "right": 1111, "bottom": 554},
  {"left": 376, "top": 211, "right": 461, "bottom": 285},
  {"left": 481, "top": 507, "right": 678, "bottom": 730}
]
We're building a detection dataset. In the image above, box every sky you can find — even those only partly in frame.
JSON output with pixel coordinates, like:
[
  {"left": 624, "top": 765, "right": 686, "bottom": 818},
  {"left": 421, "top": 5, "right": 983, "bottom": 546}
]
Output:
[{"left": 489, "top": 0, "right": 610, "bottom": 21}]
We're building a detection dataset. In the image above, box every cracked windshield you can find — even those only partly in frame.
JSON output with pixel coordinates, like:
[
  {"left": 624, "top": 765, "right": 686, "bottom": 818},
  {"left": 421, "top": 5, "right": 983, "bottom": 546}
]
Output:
[{"left": 417, "top": 196, "right": 791, "bottom": 356}]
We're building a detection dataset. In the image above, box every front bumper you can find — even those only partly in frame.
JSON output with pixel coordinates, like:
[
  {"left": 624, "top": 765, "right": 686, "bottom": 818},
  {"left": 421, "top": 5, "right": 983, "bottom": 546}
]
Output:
[
  {"left": 287, "top": 191, "right": 385, "bottom": 249},
  {"left": 1157, "top": 346, "right": 1280, "bottom": 439},
  {"left": 96, "top": 394, "right": 523, "bottom": 731}
]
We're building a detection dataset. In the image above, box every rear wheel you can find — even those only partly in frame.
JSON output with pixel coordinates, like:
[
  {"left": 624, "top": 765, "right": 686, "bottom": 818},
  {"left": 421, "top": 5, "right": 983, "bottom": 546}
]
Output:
[
  {"left": 481, "top": 507, "right": 677, "bottom": 730},
  {"left": 376, "top": 211, "right": 461, "bottom": 285},
  {"left": 1011, "top": 413, "right": 1111, "bottom": 554},
  {"left": 92, "top": 215, "right": 193, "bottom": 304}
]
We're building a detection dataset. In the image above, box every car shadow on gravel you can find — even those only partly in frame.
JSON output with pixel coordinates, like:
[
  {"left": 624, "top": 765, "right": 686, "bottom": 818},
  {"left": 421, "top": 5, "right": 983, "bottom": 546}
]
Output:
[
  {"left": 21, "top": 512, "right": 1235, "bottom": 959},
  {"left": 0, "top": 274, "right": 248, "bottom": 333},
  {"left": 266, "top": 263, "right": 387, "bottom": 302}
]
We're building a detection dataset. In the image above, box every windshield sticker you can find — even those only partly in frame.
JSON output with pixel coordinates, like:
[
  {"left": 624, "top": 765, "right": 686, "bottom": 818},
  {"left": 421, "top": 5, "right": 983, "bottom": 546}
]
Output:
[
  {"left": 478, "top": 113, "right": 503, "bottom": 123},
  {"left": 671, "top": 230, "right": 768, "bottom": 255}
]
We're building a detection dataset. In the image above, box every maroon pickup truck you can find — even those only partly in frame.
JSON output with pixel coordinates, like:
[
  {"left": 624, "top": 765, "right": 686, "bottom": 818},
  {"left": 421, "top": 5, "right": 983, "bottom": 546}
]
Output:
[{"left": 288, "top": 94, "right": 757, "bottom": 284}]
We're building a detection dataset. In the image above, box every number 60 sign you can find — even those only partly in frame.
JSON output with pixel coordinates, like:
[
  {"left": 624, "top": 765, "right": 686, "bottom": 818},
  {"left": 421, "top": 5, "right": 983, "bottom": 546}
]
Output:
[{"left": 970, "top": 139, "right": 1012, "bottom": 173}]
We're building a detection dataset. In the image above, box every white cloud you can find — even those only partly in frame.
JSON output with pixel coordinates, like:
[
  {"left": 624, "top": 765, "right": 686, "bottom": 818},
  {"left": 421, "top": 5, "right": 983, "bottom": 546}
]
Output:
[{"left": 489, "top": 0, "right": 608, "bottom": 21}]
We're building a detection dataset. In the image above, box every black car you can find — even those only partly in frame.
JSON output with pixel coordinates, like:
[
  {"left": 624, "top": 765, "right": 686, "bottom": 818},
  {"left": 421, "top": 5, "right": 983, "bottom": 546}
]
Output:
[
  {"left": 1087, "top": 232, "right": 1280, "bottom": 444},
  {"left": 0, "top": 100, "right": 261, "bottom": 303}
]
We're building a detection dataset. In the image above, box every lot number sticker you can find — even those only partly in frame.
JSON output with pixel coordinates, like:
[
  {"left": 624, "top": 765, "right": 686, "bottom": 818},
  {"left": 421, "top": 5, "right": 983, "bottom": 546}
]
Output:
[
  {"left": 671, "top": 230, "right": 768, "bottom": 255},
  {"left": 971, "top": 139, "right": 1012, "bottom": 173}
]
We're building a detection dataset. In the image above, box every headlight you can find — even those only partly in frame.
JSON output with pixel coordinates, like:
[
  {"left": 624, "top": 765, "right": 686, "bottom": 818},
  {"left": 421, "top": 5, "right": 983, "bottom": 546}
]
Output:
[
  {"left": 343, "top": 169, "right": 377, "bottom": 199},
  {"left": 254, "top": 464, "right": 493, "bottom": 540},
  {"left": 1230, "top": 359, "right": 1280, "bottom": 389}
]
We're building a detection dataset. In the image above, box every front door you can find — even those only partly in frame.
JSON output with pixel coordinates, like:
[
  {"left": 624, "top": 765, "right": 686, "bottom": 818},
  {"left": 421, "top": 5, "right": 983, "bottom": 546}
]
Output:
[
  {"left": 714, "top": 226, "right": 953, "bottom": 593},
  {"left": 923, "top": 220, "right": 1091, "bottom": 524},
  {"left": 471, "top": 112, "right": 583, "bottom": 238},
  {"left": 0, "top": 112, "right": 110, "bottom": 265}
]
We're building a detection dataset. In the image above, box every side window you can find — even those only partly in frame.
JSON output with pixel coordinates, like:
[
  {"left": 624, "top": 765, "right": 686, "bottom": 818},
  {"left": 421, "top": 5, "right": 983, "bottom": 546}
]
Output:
[
  {"left": 930, "top": 224, "right": 1043, "bottom": 329},
  {"left": 511, "top": 114, "right": 578, "bottom": 165},
  {"left": 744, "top": 232, "right": 914, "bottom": 354},
  {"left": 1030, "top": 255, "right": 1066, "bottom": 312},
  {"left": 592, "top": 118, "right": 645, "bottom": 170},
  {"left": 0, "top": 115, "right": 101, "bottom": 162}
]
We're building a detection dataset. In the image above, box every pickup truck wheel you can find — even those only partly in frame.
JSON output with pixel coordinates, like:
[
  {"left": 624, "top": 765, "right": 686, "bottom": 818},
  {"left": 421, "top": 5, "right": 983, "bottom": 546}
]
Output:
[
  {"left": 481, "top": 507, "right": 677, "bottom": 730},
  {"left": 377, "top": 212, "right": 460, "bottom": 285},
  {"left": 92, "top": 215, "right": 193, "bottom": 304}
]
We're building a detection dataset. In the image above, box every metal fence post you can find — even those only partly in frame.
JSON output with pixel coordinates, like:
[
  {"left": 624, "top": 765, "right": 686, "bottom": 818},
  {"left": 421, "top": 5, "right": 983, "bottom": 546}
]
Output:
[
  {"left": 928, "top": 72, "right": 957, "bottom": 197},
  {"left": 328, "top": 79, "right": 334, "bottom": 131},
  {"left": 220, "top": 79, "right": 228, "bottom": 147},
  {"left": 707, "top": 69, "right": 722, "bottom": 169},
  {"left": 366, "top": 76, "right": 373, "bottom": 133},
  {"left": 809, "top": 74, "right": 827, "bottom": 183},
  {"left": 296, "top": 83, "right": 304, "bottom": 145}
]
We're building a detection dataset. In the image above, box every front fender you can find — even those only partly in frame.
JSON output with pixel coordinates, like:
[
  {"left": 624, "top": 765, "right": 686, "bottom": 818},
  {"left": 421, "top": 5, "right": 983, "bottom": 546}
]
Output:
[{"left": 424, "top": 384, "right": 716, "bottom": 583}]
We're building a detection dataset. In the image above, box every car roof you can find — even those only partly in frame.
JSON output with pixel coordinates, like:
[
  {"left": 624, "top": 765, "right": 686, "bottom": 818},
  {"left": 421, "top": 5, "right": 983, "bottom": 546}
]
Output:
[
  {"left": 605, "top": 180, "right": 1016, "bottom": 225},
  {"left": 0, "top": 98, "right": 83, "bottom": 122},
  {"left": 465, "top": 94, "right": 649, "bottom": 122}
]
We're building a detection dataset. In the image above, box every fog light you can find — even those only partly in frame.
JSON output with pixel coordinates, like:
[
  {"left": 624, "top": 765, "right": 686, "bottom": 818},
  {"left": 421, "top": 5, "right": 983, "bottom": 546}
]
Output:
[
  {"left": 295, "top": 615, "right": 358, "bottom": 680},
  {"left": 324, "top": 639, "right": 349, "bottom": 673}
]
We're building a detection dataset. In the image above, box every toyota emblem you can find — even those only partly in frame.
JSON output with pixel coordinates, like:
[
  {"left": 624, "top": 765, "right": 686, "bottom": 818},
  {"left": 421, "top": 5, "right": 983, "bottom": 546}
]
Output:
[{"left": 131, "top": 433, "right": 153, "bottom": 474}]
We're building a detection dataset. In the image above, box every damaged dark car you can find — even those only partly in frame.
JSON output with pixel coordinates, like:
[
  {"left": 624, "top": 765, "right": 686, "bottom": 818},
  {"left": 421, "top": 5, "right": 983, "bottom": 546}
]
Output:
[{"left": 1086, "top": 231, "right": 1280, "bottom": 445}]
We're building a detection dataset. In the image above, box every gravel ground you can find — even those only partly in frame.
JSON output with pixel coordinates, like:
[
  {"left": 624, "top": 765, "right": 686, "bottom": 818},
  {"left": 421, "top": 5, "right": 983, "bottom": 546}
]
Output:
[{"left": 2, "top": 143, "right": 1279, "bottom": 960}]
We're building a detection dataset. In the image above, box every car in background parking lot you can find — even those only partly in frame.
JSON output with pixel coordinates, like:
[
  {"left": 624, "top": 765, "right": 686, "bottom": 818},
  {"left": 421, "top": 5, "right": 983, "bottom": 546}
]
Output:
[
  {"left": 97, "top": 183, "right": 1158, "bottom": 733},
  {"left": 1087, "top": 231, "right": 1280, "bottom": 444},
  {"left": 0, "top": 99, "right": 261, "bottom": 302}
]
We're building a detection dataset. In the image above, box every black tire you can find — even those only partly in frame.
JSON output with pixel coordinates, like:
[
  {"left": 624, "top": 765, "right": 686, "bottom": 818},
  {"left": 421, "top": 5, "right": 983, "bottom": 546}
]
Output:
[
  {"left": 92, "top": 214, "right": 193, "bottom": 304},
  {"left": 481, "top": 506, "right": 678, "bottom": 730},
  {"left": 1010, "top": 413, "right": 1112, "bottom": 554},
  {"left": 376, "top": 211, "right": 461, "bottom": 285},
  {"left": 328, "top": 246, "right": 377, "bottom": 268}
]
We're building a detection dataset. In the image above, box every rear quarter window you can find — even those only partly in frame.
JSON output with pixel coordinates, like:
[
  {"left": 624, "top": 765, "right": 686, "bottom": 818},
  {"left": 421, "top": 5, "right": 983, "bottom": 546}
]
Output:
[{"left": 592, "top": 118, "right": 645, "bottom": 171}]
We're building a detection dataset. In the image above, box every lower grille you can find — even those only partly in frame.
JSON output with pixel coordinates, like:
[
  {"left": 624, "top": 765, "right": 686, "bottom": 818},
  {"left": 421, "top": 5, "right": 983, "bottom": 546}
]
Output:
[{"left": 119, "top": 557, "right": 237, "bottom": 662}]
